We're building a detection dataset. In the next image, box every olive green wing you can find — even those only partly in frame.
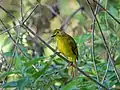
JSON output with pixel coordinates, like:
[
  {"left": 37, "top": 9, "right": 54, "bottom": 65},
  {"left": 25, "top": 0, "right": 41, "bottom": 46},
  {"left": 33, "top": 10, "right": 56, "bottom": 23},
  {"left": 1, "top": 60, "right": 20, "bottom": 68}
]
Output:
[{"left": 67, "top": 35, "right": 78, "bottom": 60}]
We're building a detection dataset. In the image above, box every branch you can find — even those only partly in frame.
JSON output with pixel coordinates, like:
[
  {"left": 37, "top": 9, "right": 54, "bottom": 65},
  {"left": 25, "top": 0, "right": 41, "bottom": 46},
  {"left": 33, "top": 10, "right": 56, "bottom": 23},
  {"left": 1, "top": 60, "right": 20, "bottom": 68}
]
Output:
[
  {"left": 85, "top": 0, "right": 120, "bottom": 82},
  {"left": 60, "top": 7, "right": 83, "bottom": 30},
  {"left": 0, "top": 1, "right": 109, "bottom": 89},
  {"left": 101, "top": 40, "right": 118, "bottom": 84},
  {"left": 91, "top": 0, "right": 101, "bottom": 90},
  {"left": 76, "top": 0, "right": 101, "bottom": 90},
  {"left": 0, "top": 19, "right": 29, "bottom": 59},
  {"left": 20, "top": 0, "right": 24, "bottom": 21},
  {"left": 93, "top": 0, "right": 120, "bottom": 24},
  {"left": 0, "top": 25, "right": 21, "bottom": 35},
  {"left": 44, "top": 4, "right": 63, "bottom": 21},
  {"left": 0, "top": 5, "right": 21, "bottom": 24},
  {"left": 22, "top": 23, "right": 108, "bottom": 90},
  {"left": 22, "top": 4, "right": 39, "bottom": 24},
  {"left": 0, "top": 5, "right": 15, "bottom": 19}
]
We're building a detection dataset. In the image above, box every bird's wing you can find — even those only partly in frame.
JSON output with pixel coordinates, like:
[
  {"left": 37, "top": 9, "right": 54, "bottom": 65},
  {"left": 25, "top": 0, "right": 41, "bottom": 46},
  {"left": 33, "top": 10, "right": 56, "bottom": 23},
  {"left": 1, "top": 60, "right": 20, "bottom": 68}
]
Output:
[{"left": 67, "top": 36, "right": 78, "bottom": 60}]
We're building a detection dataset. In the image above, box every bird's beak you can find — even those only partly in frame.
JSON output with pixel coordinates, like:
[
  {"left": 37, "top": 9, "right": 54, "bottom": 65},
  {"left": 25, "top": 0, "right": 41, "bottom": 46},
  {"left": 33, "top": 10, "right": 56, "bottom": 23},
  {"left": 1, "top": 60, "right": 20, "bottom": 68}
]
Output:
[{"left": 51, "top": 35, "right": 56, "bottom": 37}]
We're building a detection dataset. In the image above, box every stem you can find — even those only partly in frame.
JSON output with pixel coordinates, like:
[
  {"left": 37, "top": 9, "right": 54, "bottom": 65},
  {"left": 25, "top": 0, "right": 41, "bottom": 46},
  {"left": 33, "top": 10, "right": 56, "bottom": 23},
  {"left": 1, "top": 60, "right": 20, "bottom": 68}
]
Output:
[
  {"left": 23, "top": 23, "right": 109, "bottom": 90},
  {"left": 86, "top": 0, "right": 120, "bottom": 82}
]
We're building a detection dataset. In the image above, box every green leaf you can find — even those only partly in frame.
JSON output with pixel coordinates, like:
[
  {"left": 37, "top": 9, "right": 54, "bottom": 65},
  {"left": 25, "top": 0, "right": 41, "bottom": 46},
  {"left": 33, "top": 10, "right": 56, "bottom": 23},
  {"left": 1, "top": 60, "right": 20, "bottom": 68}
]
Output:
[
  {"left": 24, "top": 57, "right": 46, "bottom": 67},
  {"left": 109, "top": 6, "right": 118, "bottom": 17},
  {"left": 61, "top": 79, "right": 79, "bottom": 90},
  {"left": 115, "top": 56, "right": 120, "bottom": 65},
  {"left": 17, "top": 77, "right": 31, "bottom": 90},
  {"left": 74, "top": 33, "right": 91, "bottom": 44},
  {"left": 32, "top": 61, "right": 51, "bottom": 79},
  {"left": 14, "top": 54, "right": 22, "bottom": 70},
  {"left": 53, "top": 58, "right": 65, "bottom": 66},
  {"left": 2, "top": 81, "right": 17, "bottom": 88},
  {"left": 3, "top": 52, "right": 13, "bottom": 57},
  {"left": 2, "top": 77, "right": 31, "bottom": 90},
  {"left": 0, "top": 71, "right": 20, "bottom": 81}
]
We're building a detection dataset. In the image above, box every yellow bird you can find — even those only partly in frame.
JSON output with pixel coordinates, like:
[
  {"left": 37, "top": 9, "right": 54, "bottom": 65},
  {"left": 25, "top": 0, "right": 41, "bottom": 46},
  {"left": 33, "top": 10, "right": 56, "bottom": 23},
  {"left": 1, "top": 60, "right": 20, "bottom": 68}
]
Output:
[{"left": 52, "top": 29, "right": 78, "bottom": 77}]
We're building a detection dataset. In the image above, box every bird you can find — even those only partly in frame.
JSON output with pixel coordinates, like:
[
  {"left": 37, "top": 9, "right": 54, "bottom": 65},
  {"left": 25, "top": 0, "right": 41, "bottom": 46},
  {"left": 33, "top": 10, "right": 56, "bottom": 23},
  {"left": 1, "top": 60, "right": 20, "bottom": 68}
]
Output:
[{"left": 52, "top": 29, "right": 78, "bottom": 77}]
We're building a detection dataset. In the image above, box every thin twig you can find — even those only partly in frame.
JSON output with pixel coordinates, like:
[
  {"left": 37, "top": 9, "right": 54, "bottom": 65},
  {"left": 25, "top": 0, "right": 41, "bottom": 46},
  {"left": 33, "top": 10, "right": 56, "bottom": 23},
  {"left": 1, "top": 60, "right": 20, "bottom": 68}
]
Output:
[
  {"left": 0, "top": 1, "right": 109, "bottom": 89},
  {"left": 7, "top": 23, "right": 22, "bottom": 71},
  {"left": 22, "top": 4, "right": 39, "bottom": 24},
  {"left": 0, "top": 5, "right": 21, "bottom": 25},
  {"left": 101, "top": 40, "right": 117, "bottom": 84},
  {"left": 0, "top": 25, "right": 21, "bottom": 35},
  {"left": 21, "top": 0, "right": 24, "bottom": 21},
  {"left": 101, "top": 0, "right": 109, "bottom": 85},
  {"left": 86, "top": 0, "right": 120, "bottom": 82},
  {"left": 0, "top": 19, "right": 29, "bottom": 59},
  {"left": 76, "top": 0, "right": 101, "bottom": 89},
  {"left": 0, "top": 5, "right": 15, "bottom": 19},
  {"left": 104, "top": 0, "right": 108, "bottom": 30},
  {"left": 60, "top": 7, "right": 83, "bottom": 30},
  {"left": 101, "top": 60, "right": 110, "bottom": 84},
  {"left": 0, "top": 4, "right": 37, "bottom": 73},
  {"left": 7, "top": 45, "right": 17, "bottom": 71},
  {"left": 93, "top": 0, "right": 120, "bottom": 24},
  {"left": 44, "top": 4, "right": 63, "bottom": 21},
  {"left": 23, "top": 23, "right": 108, "bottom": 90},
  {"left": 76, "top": 0, "right": 81, "bottom": 6},
  {"left": 91, "top": 0, "right": 101, "bottom": 89}
]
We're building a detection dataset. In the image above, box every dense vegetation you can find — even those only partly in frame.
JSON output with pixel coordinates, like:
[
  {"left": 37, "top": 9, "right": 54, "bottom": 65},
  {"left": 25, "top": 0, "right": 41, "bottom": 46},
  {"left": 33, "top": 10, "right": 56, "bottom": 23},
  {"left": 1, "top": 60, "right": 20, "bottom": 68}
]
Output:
[{"left": 0, "top": 0, "right": 120, "bottom": 90}]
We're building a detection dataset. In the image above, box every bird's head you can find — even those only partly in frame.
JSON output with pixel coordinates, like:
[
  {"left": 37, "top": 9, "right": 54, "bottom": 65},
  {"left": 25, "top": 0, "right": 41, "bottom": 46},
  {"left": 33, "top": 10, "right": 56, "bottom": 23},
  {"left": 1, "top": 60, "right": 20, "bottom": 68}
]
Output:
[{"left": 51, "top": 29, "right": 64, "bottom": 37}]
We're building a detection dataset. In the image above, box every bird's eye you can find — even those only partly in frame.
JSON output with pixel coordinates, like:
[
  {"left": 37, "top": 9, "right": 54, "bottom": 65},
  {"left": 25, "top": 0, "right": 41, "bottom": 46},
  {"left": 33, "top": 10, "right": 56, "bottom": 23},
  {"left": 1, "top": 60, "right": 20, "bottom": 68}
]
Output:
[{"left": 57, "top": 31, "right": 59, "bottom": 33}]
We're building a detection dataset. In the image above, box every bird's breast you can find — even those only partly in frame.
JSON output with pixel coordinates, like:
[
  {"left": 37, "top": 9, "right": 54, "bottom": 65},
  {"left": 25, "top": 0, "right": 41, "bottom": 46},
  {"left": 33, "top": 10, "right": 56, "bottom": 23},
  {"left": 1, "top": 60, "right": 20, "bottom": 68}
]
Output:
[{"left": 56, "top": 37, "right": 75, "bottom": 58}]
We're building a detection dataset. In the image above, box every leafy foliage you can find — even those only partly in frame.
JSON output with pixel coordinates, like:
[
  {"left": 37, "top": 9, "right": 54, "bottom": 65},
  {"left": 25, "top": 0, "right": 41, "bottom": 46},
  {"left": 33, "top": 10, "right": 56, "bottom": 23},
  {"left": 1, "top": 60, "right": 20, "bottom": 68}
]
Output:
[{"left": 0, "top": 0, "right": 120, "bottom": 90}]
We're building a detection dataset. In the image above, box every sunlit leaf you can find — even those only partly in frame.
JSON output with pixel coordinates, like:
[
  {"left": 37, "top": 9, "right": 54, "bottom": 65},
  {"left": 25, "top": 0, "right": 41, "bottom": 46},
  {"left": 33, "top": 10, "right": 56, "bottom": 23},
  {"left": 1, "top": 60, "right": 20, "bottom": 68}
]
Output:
[{"left": 0, "top": 71, "right": 20, "bottom": 81}]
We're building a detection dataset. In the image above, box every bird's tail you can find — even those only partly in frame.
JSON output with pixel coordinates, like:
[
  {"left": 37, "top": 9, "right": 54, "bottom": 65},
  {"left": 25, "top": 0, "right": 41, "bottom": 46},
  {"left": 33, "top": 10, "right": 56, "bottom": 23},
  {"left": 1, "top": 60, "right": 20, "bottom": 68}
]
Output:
[{"left": 68, "top": 60, "right": 78, "bottom": 78}]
